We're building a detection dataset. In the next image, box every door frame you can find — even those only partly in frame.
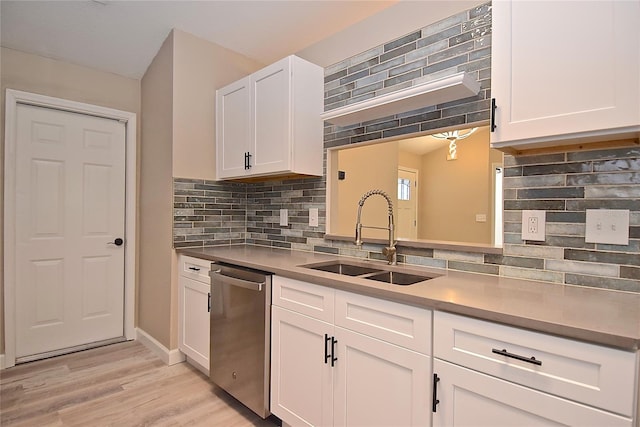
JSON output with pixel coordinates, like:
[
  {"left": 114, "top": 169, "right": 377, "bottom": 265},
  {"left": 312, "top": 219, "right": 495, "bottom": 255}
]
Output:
[{"left": 3, "top": 89, "right": 137, "bottom": 368}]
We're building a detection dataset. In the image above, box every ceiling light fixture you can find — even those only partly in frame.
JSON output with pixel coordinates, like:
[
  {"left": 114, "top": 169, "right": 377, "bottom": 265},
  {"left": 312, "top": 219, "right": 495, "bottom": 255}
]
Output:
[{"left": 431, "top": 127, "right": 478, "bottom": 160}]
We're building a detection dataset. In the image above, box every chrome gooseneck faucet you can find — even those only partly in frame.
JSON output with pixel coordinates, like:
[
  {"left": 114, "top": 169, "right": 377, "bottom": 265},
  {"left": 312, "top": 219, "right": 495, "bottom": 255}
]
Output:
[{"left": 355, "top": 189, "right": 397, "bottom": 265}]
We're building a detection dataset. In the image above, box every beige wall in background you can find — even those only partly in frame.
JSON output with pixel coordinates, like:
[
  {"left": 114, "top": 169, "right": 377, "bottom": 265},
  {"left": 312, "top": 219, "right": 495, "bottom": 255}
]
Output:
[
  {"left": 0, "top": 46, "right": 141, "bottom": 356},
  {"left": 419, "top": 127, "right": 492, "bottom": 244},
  {"left": 398, "top": 150, "right": 421, "bottom": 170},
  {"left": 139, "top": 33, "right": 174, "bottom": 349},
  {"left": 172, "top": 30, "right": 261, "bottom": 180},
  {"left": 139, "top": 29, "right": 262, "bottom": 351},
  {"left": 297, "top": 0, "right": 485, "bottom": 67},
  {"left": 336, "top": 143, "right": 398, "bottom": 239}
]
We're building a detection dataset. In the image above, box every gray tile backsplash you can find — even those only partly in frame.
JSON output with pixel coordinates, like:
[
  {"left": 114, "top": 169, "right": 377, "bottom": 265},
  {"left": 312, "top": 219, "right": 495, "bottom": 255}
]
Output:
[
  {"left": 323, "top": 2, "right": 492, "bottom": 147},
  {"left": 173, "top": 2, "right": 639, "bottom": 293}
]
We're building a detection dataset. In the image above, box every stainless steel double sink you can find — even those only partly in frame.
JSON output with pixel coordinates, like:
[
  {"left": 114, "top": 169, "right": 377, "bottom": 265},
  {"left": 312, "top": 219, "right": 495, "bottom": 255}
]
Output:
[{"left": 301, "top": 260, "right": 437, "bottom": 285}]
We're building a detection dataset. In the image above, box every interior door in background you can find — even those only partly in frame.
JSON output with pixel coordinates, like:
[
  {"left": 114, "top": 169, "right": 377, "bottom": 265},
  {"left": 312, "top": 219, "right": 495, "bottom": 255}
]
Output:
[
  {"left": 397, "top": 167, "right": 418, "bottom": 240},
  {"left": 15, "top": 103, "right": 126, "bottom": 360}
]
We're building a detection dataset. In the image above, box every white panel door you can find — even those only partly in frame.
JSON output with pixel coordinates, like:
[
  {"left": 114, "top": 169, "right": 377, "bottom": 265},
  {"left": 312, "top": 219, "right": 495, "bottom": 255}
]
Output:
[
  {"left": 251, "top": 56, "right": 291, "bottom": 175},
  {"left": 15, "top": 103, "right": 126, "bottom": 359},
  {"left": 397, "top": 167, "right": 418, "bottom": 240},
  {"left": 333, "top": 327, "right": 431, "bottom": 427}
]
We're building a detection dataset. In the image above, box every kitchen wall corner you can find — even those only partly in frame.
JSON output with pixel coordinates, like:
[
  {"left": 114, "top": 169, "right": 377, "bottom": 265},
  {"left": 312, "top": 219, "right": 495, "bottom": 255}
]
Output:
[{"left": 173, "top": 2, "right": 639, "bottom": 294}]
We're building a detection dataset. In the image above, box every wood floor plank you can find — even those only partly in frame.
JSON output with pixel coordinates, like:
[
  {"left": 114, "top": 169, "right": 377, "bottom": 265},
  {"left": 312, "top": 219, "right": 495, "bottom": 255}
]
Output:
[{"left": 0, "top": 341, "right": 280, "bottom": 427}]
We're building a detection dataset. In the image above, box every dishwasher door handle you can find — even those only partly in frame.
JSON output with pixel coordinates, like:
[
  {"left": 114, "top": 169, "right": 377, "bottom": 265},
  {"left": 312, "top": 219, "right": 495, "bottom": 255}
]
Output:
[{"left": 211, "top": 271, "right": 265, "bottom": 292}]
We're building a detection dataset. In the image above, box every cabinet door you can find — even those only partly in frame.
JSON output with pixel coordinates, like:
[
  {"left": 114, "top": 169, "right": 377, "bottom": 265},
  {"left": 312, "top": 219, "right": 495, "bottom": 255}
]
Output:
[
  {"left": 216, "top": 76, "right": 251, "bottom": 179},
  {"left": 271, "top": 306, "right": 333, "bottom": 427},
  {"left": 432, "top": 359, "right": 632, "bottom": 427},
  {"left": 491, "top": 1, "right": 640, "bottom": 148},
  {"left": 333, "top": 327, "right": 431, "bottom": 427},
  {"left": 250, "top": 56, "right": 291, "bottom": 175},
  {"left": 178, "top": 276, "right": 210, "bottom": 371}
]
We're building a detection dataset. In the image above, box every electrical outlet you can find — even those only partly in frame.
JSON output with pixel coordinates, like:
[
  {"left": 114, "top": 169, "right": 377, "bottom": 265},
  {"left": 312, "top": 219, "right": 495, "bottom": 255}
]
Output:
[
  {"left": 585, "top": 209, "right": 629, "bottom": 245},
  {"left": 309, "top": 208, "right": 319, "bottom": 227},
  {"left": 521, "top": 210, "right": 545, "bottom": 241}
]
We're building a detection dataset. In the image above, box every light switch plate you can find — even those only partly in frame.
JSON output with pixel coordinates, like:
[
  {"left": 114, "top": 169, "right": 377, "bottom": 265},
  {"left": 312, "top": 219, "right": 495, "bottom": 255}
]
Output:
[
  {"left": 521, "top": 210, "right": 546, "bottom": 241},
  {"left": 585, "top": 209, "right": 629, "bottom": 245},
  {"left": 309, "top": 208, "right": 319, "bottom": 227},
  {"left": 279, "top": 209, "right": 288, "bottom": 227}
]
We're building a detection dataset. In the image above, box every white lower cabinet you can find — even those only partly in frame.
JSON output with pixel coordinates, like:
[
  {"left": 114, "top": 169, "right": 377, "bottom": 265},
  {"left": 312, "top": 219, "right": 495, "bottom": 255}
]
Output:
[
  {"left": 333, "top": 327, "right": 430, "bottom": 427},
  {"left": 270, "top": 276, "right": 432, "bottom": 427},
  {"left": 271, "top": 306, "right": 333, "bottom": 427},
  {"left": 433, "top": 311, "right": 637, "bottom": 427},
  {"left": 178, "top": 255, "right": 211, "bottom": 373},
  {"left": 432, "top": 359, "right": 632, "bottom": 427}
]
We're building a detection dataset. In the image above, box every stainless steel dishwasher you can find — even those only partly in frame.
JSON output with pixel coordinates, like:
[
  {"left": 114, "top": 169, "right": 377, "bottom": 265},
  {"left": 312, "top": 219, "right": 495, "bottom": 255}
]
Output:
[{"left": 209, "top": 262, "right": 272, "bottom": 419}]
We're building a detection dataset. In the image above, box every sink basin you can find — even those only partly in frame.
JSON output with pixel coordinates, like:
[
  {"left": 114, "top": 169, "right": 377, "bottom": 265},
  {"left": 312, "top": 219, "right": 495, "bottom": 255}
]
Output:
[
  {"left": 364, "top": 271, "right": 434, "bottom": 285},
  {"left": 304, "top": 261, "right": 383, "bottom": 276},
  {"left": 302, "top": 260, "right": 437, "bottom": 286}
]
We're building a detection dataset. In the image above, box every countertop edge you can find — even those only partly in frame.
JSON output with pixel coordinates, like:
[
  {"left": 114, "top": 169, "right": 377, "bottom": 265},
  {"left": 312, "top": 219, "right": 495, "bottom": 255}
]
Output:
[{"left": 178, "top": 246, "right": 640, "bottom": 351}]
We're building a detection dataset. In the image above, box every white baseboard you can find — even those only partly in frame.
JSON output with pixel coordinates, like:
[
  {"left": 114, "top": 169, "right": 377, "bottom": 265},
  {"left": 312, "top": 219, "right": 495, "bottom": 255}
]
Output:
[
  {"left": 135, "top": 328, "right": 185, "bottom": 366},
  {"left": 0, "top": 354, "right": 5, "bottom": 370}
]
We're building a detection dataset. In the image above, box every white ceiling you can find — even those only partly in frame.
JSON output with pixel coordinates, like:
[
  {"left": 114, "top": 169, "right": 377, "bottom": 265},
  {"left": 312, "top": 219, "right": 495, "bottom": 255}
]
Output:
[
  {"left": 0, "top": 0, "right": 397, "bottom": 79},
  {"left": 1, "top": 1, "right": 484, "bottom": 80}
]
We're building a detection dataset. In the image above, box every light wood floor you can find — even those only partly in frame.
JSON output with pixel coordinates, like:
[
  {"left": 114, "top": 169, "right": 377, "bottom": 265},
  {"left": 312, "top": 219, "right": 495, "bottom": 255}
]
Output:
[{"left": 0, "top": 341, "right": 281, "bottom": 427}]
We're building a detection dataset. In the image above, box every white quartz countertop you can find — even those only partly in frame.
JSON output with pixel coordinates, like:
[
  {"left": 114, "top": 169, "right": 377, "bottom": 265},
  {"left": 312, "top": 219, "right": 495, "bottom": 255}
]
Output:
[{"left": 179, "top": 244, "right": 640, "bottom": 351}]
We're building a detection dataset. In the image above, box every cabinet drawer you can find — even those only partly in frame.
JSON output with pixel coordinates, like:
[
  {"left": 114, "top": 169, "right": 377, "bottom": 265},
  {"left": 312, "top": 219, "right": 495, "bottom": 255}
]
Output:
[
  {"left": 433, "top": 359, "right": 633, "bottom": 427},
  {"left": 434, "top": 311, "right": 637, "bottom": 417},
  {"left": 180, "top": 256, "right": 212, "bottom": 283},
  {"left": 335, "top": 290, "right": 431, "bottom": 355},
  {"left": 272, "top": 276, "right": 334, "bottom": 323}
]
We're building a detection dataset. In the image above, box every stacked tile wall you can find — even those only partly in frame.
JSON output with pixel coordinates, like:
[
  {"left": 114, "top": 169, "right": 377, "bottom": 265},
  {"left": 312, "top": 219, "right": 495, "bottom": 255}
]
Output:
[
  {"left": 501, "top": 147, "right": 640, "bottom": 292},
  {"left": 323, "top": 2, "right": 492, "bottom": 147},
  {"left": 245, "top": 177, "right": 326, "bottom": 249},
  {"left": 172, "top": 2, "right": 639, "bottom": 293},
  {"left": 173, "top": 178, "right": 246, "bottom": 248}
]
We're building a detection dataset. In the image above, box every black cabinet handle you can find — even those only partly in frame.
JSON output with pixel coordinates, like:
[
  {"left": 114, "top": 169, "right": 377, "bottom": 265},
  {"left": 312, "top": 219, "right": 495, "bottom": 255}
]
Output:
[
  {"left": 432, "top": 373, "right": 440, "bottom": 412},
  {"left": 324, "top": 334, "right": 331, "bottom": 364},
  {"left": 188, "top": 266, "right": 201, "bottom": 271},
  {"left": 490, "top": 98, "right": 497, "bottom": 132},
  {"left": 492, "top": 348, "right": 542, "bottom": 366},
  {"left": 244, "top": 152, "right": 253, "bottom": 170},
  {"left": 207, "top": 292, "right": 211, "bottom": 313},
  {"left": 331, "top": 337, "right": 338, "bottom": 367}
]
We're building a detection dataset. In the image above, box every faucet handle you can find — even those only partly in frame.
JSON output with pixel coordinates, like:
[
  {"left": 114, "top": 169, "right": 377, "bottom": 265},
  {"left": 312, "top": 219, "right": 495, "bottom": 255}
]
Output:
[{"left": 382, "top": 246, "right": 397, "bottom": 265}]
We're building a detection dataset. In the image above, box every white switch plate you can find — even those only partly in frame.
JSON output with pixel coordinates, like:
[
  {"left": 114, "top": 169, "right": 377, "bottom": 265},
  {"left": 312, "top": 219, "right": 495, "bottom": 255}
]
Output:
[
  {"left": 521, "top": 210, "right": 546, "bottom": 241},
  {"left": 309, "top": 208, "right": 319, "bottom": 227},
  {"left": 279, "top": 209, "right": 288, "bottom": 227},
  {"left": 475, "top": 214, "right": 487, "bottom": 223},
  {"left": 585, "top": 209, "right": 629, "bottom": 245}
]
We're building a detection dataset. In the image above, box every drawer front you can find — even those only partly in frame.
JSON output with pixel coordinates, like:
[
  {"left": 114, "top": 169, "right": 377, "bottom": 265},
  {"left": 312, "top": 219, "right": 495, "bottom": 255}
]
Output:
[
  {"left": 434, "top": 311, "right": 637, "bottom": 417},
  {"left": 335, "top": 290, "right": 432, "bottom": 355},
  {"left": 272, "top": 276, "right": 334, "bottom": 323},
  {"left": 180, "top": 256, "right": 212, "bottom": 283}
]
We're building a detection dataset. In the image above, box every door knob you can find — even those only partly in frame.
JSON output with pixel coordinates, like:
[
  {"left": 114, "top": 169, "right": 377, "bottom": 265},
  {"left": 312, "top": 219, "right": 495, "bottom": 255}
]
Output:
[{"left": 108, "top": 238, "right": 124, "bottom": 246}]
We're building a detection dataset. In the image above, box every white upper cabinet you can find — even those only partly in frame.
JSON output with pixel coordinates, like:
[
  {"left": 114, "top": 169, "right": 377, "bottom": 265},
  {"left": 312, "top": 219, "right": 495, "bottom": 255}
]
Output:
[
  {"left": 490, "top": 1, "right": 640, "bottom": 151},
  {"left": 216, "top": 55, "right": 323, "bottom": 180},
  {"left": 216, "top": 77, "right": 251, "bottom": 178}
]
